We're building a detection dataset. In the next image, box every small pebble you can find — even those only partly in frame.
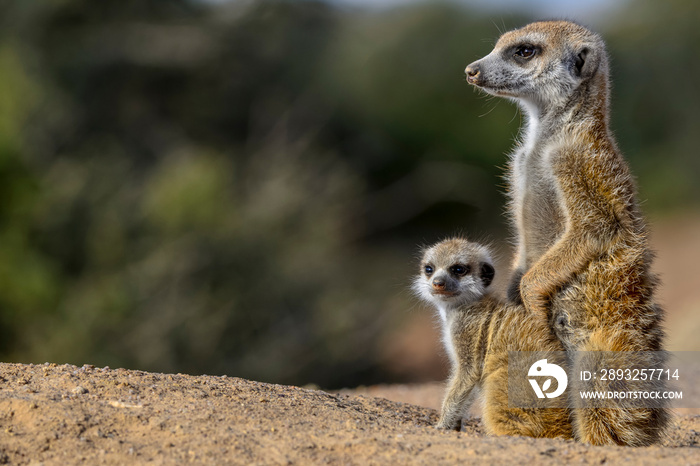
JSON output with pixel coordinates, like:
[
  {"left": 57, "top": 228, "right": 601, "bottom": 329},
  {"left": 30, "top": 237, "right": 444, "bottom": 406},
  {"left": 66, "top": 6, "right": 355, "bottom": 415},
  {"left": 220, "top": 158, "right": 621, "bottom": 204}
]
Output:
[{"left": 72, "top": 386, "right": 89, "bottom": 395}]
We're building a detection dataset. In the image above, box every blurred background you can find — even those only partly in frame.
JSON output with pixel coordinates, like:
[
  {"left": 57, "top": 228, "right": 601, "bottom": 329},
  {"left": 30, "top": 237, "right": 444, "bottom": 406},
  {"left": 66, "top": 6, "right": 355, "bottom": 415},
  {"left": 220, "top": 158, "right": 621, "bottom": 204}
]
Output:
[{"left": 0, "top": 0, "right": 698, "bottom": 389}]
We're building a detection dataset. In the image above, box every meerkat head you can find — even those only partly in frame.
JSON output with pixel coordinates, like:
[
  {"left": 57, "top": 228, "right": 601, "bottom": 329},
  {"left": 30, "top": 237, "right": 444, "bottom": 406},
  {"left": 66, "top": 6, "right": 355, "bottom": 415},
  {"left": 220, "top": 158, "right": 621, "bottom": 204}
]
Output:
[
  {"left": 464, "top": 21, "right": 608, "bottom": 113},
  {"left": 414, "top": 238, "right": 495, "bottom": 312}
]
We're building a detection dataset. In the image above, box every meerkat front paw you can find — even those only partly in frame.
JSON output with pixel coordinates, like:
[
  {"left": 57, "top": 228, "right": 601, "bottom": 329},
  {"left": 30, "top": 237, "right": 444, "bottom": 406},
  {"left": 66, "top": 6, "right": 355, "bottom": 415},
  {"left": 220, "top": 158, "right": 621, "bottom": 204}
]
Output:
[
  {"left": 435, "top": 417, "right": 461, "bottom": 431},
  {"left": 519, "top": 273, "right": 549, "bottom": 315}
]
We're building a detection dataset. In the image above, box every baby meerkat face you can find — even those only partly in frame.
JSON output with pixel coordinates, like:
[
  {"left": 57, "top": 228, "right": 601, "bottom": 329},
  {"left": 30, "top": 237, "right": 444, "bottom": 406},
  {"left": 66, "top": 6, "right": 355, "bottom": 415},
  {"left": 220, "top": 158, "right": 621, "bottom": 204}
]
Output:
[
  {"left": 464, "top": 21, "right": 607, "bottom": 109},
  {"left": 414, "top": 238, "right": 495, "bottom": 310}
]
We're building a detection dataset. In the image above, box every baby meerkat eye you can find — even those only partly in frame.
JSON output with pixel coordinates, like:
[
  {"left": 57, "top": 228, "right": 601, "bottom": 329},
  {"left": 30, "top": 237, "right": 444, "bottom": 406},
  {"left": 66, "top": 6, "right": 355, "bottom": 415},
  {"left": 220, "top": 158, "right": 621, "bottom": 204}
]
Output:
[
  {"left": 424, "top": 265, "right": 434, "bottom": 276},
  {"left": 450, "top": 264, "right": 471, "bottom": 276},
  {"left": 514, "top": 45, "right": 537, "bottom": 59}
]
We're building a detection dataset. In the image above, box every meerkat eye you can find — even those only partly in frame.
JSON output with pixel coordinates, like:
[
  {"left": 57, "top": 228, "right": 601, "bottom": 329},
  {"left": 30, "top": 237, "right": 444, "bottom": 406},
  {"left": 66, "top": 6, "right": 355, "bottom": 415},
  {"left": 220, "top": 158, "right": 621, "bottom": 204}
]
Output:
[
  {"left": 514, "top": 45, "right": 537, "bottom": 59},
  {"left": 424, "top": 265, "right": 434, "bottom": 276},
  {"left": 450, "top": 264, "right": 471, "bottom": 276}
]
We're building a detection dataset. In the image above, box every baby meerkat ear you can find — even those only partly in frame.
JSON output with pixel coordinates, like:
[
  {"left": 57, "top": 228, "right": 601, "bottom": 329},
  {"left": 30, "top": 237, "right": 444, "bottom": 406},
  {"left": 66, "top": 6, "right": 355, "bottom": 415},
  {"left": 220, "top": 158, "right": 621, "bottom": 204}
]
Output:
[
  {"left": 480, "top": 262, "right": 495, "bottom": 288},
  {"left": 573, "top": 46, "right": 599, "bottom": 79}
]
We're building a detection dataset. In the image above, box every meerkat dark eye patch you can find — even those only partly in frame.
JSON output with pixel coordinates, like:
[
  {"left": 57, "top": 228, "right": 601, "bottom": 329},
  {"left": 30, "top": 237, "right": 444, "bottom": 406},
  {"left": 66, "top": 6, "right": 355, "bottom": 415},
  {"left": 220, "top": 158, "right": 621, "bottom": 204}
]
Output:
[
  {"left": 450, "top": 264, "right": 470, "bottom": 276},
  {"left": 424, "top": 264, "right": 434, "bottom": 276},
  {"left": 480, "top": 262, "right": 495, "bottom": 287}
]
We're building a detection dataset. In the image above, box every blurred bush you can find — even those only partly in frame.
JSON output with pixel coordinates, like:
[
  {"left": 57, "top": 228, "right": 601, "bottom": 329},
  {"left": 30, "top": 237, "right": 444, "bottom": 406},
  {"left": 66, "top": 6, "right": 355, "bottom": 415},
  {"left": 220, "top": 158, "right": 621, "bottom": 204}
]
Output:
[{"left": 0, "top": 0, "right": 695, "bottom": 387}]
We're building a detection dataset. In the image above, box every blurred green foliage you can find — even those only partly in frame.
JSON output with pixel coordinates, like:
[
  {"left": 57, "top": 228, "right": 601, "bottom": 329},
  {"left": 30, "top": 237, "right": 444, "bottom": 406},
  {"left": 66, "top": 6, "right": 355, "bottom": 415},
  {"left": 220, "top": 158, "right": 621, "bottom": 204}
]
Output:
[{"left": 0, "top": 0, "right": 696, "bottom": 387}]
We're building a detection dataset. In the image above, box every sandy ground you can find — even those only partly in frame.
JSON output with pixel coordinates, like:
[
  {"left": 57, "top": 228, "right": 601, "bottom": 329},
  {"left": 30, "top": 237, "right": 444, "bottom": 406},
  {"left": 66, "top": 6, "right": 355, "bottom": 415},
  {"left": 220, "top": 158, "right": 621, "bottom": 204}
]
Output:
[{"left": 1, "top": 362, "right": 699, "bottom": 465}]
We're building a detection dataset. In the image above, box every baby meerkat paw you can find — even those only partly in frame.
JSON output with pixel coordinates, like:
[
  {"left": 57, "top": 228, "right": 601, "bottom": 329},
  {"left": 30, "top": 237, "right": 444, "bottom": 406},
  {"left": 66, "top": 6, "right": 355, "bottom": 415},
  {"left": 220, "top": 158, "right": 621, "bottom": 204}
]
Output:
[{"left": 435, "top": 418, "right": 461, "bottom": 431}]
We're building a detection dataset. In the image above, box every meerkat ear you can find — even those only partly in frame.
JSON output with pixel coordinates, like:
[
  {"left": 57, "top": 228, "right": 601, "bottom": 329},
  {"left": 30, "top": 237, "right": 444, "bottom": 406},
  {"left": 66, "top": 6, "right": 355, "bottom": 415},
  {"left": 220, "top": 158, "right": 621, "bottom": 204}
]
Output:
[
  {"left": 573, "top": 46, "right": 600, "bottom": 79},
  {"left": 574, "top": 49, "right": 587, "bottom": 74},
  {"left": 573, "top": 46, "right": 599, "bottom": 79},
  {"left": 480, "top": 262, "right": 495, "bottom": 288}
]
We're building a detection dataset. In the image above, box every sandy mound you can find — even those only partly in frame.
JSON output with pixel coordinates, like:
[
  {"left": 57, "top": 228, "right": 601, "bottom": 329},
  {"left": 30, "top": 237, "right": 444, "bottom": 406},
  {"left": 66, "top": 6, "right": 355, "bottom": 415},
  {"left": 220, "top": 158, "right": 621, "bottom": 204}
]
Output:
[{"left": 0, "top": 363, "right": 698, "bottom": 464}]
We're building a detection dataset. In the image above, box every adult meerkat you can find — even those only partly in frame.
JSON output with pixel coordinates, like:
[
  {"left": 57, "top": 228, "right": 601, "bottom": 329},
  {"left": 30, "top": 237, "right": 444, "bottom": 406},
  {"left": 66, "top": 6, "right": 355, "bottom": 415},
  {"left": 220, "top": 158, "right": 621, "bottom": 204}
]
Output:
[
  {"left": 464, "top": 21, "right": 668, "bottom": 445},
  {"left": 414, "top": 237, "right": 572, "bottom": 439}
]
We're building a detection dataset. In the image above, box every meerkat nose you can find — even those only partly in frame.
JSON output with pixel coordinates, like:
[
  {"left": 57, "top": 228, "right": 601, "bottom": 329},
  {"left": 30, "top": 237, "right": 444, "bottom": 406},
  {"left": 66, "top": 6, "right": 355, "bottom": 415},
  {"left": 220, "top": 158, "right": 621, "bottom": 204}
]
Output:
[
  {"left": 432, "top": 278, "right": 446, "bottom": 290},
  {"left": 465, "top": 62, "right": 481, "bottom": 84}
]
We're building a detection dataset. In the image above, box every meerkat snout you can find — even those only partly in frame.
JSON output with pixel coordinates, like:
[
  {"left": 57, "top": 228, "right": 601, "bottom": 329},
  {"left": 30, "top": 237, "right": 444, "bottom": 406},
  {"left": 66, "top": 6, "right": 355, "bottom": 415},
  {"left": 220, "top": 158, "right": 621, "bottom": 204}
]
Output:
[
  {"left": 428, "top": 263, "right": 473, "bottom": 294},
  {"left": 465, "top": 63, "right": 480, "bottom": 84},
  {"left": 431, "top": 276, "right": 448, "bottom": 291}
]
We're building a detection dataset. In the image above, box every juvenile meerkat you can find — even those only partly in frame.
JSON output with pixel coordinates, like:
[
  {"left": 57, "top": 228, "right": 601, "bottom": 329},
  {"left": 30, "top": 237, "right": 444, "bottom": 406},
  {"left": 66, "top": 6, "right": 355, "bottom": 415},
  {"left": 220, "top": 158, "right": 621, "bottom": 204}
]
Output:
[
  {"left": 414, "top": 237, "right": 572, "bottom": 438},
  {"left": 464, "top": 21, "right": 668, "bottom": 446}
]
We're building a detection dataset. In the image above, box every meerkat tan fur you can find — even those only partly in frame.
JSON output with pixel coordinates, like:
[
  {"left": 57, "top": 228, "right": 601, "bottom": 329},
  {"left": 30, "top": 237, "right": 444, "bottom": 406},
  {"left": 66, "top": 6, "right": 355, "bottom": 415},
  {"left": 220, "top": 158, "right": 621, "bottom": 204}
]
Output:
[
  {"left": 414, "top": 237, "right": 572, "bottom": 439},
  {"left": 464, "top": 21, "right": 668, "bottom": 446}
]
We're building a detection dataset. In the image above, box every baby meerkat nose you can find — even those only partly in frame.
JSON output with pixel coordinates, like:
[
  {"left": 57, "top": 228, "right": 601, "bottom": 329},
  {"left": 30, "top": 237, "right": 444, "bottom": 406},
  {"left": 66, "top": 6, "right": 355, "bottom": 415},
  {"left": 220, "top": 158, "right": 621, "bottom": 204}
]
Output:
[
  {"left": 432, "top": 278, "right": 447, "bottom": 290},
  {"left": 465, "top": 62, "right": 480, "bottom": 84}
]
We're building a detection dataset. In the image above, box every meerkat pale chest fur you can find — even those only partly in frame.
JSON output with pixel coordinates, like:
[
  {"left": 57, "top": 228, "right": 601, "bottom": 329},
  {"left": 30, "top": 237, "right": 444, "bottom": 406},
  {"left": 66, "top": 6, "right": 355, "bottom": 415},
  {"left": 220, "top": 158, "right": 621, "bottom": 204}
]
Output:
[
  {"left": 464, "top": 21, "right": 668, "bottom": 446},
  {"left": 414, "top": 238, "right": 571, "bottom": 439}
]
